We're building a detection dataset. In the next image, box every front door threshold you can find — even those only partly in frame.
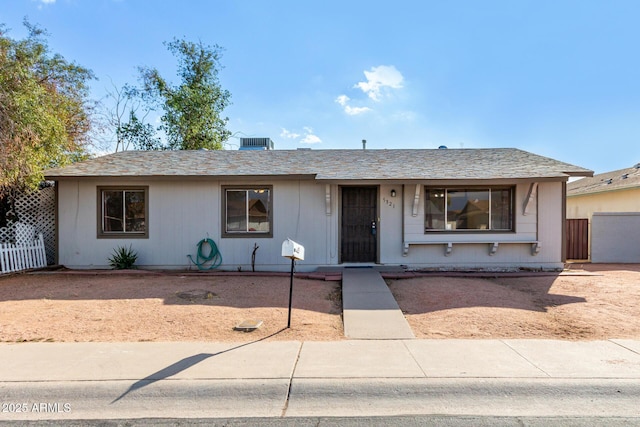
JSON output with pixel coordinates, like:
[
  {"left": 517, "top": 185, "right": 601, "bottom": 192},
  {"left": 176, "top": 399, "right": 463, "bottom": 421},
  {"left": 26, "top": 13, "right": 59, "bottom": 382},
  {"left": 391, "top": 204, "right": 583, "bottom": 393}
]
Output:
[
  {"left": 340, "top": 263, "right": 378, "bottom": 268},
  {"left": 315, "top": 264, "right": 408, "bottom": 274}
]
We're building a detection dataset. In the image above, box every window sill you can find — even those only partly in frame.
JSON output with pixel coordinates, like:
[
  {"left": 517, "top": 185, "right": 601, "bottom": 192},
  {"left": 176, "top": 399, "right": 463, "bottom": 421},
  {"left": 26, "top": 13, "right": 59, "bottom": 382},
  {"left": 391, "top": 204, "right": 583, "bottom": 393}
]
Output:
[
  {"left": 403, "top": 240, "right": 540, "bottom": 257},
  {"left": 221, "top": 233, "right": 273, "bottom": 239},
  {"left": 424, "top": 230, "right": 515, "bottom": 234},
  {"left": 98, "top": 233, "right": 148, "bottom": 239}
]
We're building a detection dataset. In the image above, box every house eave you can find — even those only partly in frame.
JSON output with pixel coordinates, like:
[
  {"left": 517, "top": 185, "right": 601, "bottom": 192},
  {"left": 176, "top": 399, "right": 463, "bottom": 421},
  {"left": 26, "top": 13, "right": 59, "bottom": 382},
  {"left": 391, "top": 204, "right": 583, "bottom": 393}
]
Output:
[
  {"left": 565, "top": 171, "right": 594, "bottom": 178},
  {"left": 46, "top": 174, "right": 318, "bottom": 182},
  {"left": 47, "top": 175, "right": 575, "bottom": 185},
  {"left": 314, "top": 176, "right": 570, "bottom": 185}
]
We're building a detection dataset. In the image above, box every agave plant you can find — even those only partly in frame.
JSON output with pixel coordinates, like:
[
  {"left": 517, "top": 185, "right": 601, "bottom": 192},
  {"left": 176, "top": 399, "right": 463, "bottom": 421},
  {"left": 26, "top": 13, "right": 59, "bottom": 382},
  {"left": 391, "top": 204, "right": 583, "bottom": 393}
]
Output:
[{"left": 108, "top": 245, "right": 138, "bottom": 269}]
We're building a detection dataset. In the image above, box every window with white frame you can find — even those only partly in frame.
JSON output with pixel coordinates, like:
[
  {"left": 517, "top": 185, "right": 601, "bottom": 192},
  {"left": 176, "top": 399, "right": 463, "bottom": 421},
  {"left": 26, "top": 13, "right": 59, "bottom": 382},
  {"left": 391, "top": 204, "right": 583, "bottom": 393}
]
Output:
[
  {"left": 425, "top": 187, "right": 514, "bottom": 232},
  {"left": 98, "top": 187, "right": 148, "bottom": 238},
  {"left": 223, "top": 186, "right": 272, "bottom": 237}
]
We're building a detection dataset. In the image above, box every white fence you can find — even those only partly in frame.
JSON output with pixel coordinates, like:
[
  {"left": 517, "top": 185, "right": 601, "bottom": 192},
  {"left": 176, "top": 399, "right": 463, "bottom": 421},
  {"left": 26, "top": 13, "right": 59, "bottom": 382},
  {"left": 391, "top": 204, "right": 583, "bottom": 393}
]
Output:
[
  {"left": 0, "top": 233, "right": 47, "bottom": 274},
  {"left": 0, "top": 184, "right": 56, "bottom": 265}
]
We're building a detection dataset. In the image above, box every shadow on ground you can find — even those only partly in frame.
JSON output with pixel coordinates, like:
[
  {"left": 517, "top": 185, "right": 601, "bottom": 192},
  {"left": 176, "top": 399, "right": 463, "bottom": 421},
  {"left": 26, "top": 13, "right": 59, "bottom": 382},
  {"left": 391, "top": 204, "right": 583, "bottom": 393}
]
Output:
[
  {"left": 388, "top": 274, "right": 585, "bottom": 314},
  {"left": 0, "top": 272, "right": 341, "bottom": 314},
  {"left": 111, "top": 327, "right": 287, "bottom": 403}
]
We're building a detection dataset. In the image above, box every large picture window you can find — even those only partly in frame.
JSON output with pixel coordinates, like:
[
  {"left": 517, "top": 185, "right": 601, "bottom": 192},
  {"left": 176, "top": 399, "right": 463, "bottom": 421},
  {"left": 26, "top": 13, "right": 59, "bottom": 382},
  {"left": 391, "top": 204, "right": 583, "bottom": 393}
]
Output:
[
  {"left": 425, "top": 187, "right": 513, "bottom": 232},
  {"left": 98, "top": 187, "right": 148, "bottom": 238},
  {"left": 223, "top": 186, "right": 272, "bottom": 237}
]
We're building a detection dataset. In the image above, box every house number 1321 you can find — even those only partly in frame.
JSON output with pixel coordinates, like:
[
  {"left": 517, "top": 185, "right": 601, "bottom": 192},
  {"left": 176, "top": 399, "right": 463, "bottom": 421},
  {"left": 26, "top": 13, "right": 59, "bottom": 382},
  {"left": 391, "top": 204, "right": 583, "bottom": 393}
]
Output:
[{"left": 382, "top": 197, "right": 395, "bottom": 209}]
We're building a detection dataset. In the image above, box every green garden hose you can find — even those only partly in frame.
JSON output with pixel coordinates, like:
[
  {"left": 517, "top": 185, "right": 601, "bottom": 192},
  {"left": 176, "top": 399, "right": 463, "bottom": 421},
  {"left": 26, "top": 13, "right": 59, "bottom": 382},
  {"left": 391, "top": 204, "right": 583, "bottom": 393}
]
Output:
[{"left": 187, "top": 237, "right": 222, "bottom": 270}]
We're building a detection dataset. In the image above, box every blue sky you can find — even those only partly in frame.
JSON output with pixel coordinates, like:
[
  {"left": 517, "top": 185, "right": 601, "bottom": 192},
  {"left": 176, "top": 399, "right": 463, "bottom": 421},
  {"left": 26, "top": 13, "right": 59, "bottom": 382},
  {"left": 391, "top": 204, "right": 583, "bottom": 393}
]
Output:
[{"left": 2, "top": 0, "right": 639, "bottom": 174}]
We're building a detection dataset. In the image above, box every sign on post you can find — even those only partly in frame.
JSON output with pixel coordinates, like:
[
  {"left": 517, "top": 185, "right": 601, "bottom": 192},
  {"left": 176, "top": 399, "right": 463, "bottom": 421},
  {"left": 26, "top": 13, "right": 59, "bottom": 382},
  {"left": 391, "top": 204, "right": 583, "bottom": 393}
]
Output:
[{"left": 282, "top": 239, "right": 304, "bottom": 328}]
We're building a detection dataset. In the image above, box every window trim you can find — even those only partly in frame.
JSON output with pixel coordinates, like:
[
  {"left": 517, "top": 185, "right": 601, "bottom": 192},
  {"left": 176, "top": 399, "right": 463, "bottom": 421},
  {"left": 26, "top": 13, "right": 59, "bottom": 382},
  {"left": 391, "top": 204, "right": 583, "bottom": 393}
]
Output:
[
  {"left": 221, "top": 185, "right": 273, "bottom": 238},
  {"left": 424, "top": 186, "right": 515, "bottom": 233},
  {"left": 97, "top": 186, "right": 149, "bottom": 239}
]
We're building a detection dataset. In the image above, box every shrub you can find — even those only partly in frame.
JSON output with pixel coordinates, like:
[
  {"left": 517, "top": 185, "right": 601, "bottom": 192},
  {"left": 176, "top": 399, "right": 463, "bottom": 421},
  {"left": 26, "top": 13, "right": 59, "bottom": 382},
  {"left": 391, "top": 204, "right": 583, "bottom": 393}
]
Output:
[{"left": 108, "top": 245, "right": 138, "bottom": 270}]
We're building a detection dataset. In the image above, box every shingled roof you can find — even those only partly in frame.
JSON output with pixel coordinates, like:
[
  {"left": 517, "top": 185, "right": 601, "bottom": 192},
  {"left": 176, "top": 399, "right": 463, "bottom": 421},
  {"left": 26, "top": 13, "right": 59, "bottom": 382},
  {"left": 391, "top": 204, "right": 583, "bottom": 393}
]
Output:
[
  {"left": 567, "top": 163, "right": 640, "bottom": 196},
  {"left": 45, "top": 148, "right": 593, "bottom": 181}
]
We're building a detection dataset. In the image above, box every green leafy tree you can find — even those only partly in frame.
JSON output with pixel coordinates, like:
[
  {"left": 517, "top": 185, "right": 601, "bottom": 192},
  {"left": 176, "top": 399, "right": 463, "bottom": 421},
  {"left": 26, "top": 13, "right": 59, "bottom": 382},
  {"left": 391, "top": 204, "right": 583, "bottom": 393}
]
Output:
[
  {"left": 117, "top": 110, "right": 162, "bottom": 151},
  {"left": 95, "top": 81, "right": 163, "bottom": 152},
  {"left": 0, "top": 21, "right": 94, "bottom": 204},
  {"left": 137, "top": 38, "right": 232, "bottom": 150}
]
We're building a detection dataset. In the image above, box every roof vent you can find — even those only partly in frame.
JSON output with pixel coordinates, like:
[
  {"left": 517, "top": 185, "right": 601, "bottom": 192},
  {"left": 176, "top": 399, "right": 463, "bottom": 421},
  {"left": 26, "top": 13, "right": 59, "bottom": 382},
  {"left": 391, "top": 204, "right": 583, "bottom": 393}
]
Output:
[
  {"left": 622, "top": 173, "right": 629, "bottom": 179},
  {"left": 297, "top": 147, "right": 311, "bottom": 151},
  {"left": 605, "top": 178, "right": 613, "bottom": 184},
  {"left": 635, "top": 163, "right": 640, "bottom": 169},
  {"left": 438, "top": 145, "right": 448, "bottom": 149},
  {"left": 239, "top": 138, "right": 274, "bottom": 150}
]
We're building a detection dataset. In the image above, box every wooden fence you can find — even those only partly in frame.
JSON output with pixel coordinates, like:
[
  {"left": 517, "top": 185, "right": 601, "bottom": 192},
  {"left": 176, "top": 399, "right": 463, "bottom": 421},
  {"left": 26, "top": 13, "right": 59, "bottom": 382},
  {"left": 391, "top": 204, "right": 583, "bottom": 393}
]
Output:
[
  {"left": 0, "top": 233, "right": 47, "bottom": 274},
  {"left": 566, "top": 218, "right": 589, "bottom": 260}
]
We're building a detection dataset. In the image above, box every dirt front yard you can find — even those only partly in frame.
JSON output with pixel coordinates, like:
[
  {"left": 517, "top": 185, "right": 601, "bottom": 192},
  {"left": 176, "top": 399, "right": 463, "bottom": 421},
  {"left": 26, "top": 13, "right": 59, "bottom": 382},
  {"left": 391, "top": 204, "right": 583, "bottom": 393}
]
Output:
[
  {"left": 389, "top": 263, "right": 640, "bottom": 340},
  {"left": 1, "top": 264, "right": 639, "bottom": 342},
  {"left": 0, "top": 272, "right": 343, "bottom": 343}
]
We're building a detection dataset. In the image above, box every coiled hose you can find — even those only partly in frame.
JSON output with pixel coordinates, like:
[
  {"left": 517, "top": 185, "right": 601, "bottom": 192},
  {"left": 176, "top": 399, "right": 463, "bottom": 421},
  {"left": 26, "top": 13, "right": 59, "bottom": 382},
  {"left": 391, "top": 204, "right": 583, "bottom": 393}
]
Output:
[{"left": 187, "top": 237, "right": 222, "bottom": 270}]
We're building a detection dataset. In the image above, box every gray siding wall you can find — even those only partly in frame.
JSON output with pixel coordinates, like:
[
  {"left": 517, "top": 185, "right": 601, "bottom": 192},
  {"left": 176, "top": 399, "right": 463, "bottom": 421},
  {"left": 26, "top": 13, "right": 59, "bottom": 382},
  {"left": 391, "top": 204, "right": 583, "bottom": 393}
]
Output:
[
  {"left": 58, "top": 179, "right": 337, "bottom": 272},
  {"left": 379, "top": 181, "right": 563, "bottom": 270},
  {"left": 58, "top": 179, "right": 565, "bottom": 271},
  {"left": 591, "top": 212, "right": 640, "bottom": 263}
]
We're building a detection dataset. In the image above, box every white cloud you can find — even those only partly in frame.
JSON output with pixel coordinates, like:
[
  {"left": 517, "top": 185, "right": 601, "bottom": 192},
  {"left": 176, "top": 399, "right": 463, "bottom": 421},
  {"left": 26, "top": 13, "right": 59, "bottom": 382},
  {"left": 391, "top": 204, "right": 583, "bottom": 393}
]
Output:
[
  {"left": 280, "top": 128, "right": 300, "bottom": 139},
  {"left": 354, "top": 65, "right": 404, "bottom": 101},
  {"left": 301, "top": 134, "right": 322, "bottom": 144},
  {"left": 344, "top": 105, "right": 372, "bottom": 116},
  {"left": 336, "top": 94, "right": 349, "bottom": 107},
  {"left": 301, "top": 127, "right": 322, "bottom": 144},
  {"left": 335, "top": 94, "right": 372, "bottom": 116},
  {"left": 36, "top": 0, "right": 55, "bottom": 9},
  {"left": 278, "top": 126, "right": 322, "bottom": 144}
]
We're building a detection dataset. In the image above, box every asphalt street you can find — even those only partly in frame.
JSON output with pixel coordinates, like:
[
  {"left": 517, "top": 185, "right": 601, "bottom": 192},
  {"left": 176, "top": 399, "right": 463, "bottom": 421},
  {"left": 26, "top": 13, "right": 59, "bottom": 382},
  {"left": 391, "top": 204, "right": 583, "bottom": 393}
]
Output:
[
  {"left": 1, "top": 415, "right": 639, "bottom": 426},
  {"left": 2, "top": 378, "right": 640, "bottom": 421}
]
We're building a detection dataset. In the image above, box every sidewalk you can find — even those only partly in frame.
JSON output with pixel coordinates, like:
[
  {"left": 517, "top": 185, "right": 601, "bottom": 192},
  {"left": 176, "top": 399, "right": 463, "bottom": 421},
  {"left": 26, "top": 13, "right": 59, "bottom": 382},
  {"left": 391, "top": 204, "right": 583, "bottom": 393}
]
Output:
[
  {"left": 3, "top": 339, "right": 640, "bottom": 382},
  {"left": 1, "top": 339, "right": 639, "bottom": 420}
]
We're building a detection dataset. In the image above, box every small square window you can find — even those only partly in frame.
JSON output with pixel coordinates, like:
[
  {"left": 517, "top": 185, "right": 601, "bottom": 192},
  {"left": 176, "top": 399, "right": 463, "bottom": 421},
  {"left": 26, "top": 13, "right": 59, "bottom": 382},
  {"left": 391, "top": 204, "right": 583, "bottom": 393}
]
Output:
[
  {"left": 97, "top": 187, "right": 148, "bottom": 238},
  {"left": 222, "top": 186, "right": 273, "bottom": 238}
]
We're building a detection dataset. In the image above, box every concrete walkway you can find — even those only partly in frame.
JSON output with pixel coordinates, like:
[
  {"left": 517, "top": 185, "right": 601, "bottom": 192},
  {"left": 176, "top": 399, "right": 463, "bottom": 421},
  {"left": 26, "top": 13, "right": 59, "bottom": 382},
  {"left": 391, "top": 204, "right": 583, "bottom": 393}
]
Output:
[
  {"left": 1, "top": 339, "right": 640, "bottom": 420},
  {"left": 342, "top": 268, "right": 415, "bottom": 339}
]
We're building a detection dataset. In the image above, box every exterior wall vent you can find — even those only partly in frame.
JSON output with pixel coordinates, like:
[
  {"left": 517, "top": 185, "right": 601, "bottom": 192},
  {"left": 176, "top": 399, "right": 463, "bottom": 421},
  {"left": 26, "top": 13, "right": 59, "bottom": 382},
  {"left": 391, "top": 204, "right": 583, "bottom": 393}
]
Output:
[{"left": 239, "top": 138, "right": 274, "bottom": 150}]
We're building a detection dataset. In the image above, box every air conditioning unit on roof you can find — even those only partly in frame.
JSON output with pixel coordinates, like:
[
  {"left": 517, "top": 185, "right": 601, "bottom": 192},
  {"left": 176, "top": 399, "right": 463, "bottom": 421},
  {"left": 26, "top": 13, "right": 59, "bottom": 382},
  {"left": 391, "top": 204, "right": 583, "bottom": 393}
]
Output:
[{"left": 239, "top": 138, "right": 274, "bottom": 150}]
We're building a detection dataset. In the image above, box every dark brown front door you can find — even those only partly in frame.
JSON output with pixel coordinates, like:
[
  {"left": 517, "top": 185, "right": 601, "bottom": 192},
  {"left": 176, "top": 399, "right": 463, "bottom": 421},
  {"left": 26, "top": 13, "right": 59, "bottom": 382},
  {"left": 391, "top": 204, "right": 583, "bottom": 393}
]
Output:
[{"left": 341, "top": 186, "right": 377, "bottom": 263}]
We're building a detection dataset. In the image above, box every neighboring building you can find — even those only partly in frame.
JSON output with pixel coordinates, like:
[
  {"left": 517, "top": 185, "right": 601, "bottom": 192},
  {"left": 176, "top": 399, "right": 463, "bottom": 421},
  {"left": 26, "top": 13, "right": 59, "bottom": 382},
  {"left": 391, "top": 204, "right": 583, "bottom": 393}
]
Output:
[
  {"left": 567, "top": 163, "right": 640, "bottom": 262},
  {"left": 45, "top": 146, "right": 592, "bottom": 272}
]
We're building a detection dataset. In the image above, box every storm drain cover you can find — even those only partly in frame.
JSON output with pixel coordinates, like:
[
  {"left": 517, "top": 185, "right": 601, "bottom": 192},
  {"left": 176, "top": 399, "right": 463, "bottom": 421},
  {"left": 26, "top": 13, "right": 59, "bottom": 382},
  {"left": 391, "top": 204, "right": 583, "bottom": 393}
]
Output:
[{"left": 234, "top": 319, "right": 264, "bottom": 332}]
